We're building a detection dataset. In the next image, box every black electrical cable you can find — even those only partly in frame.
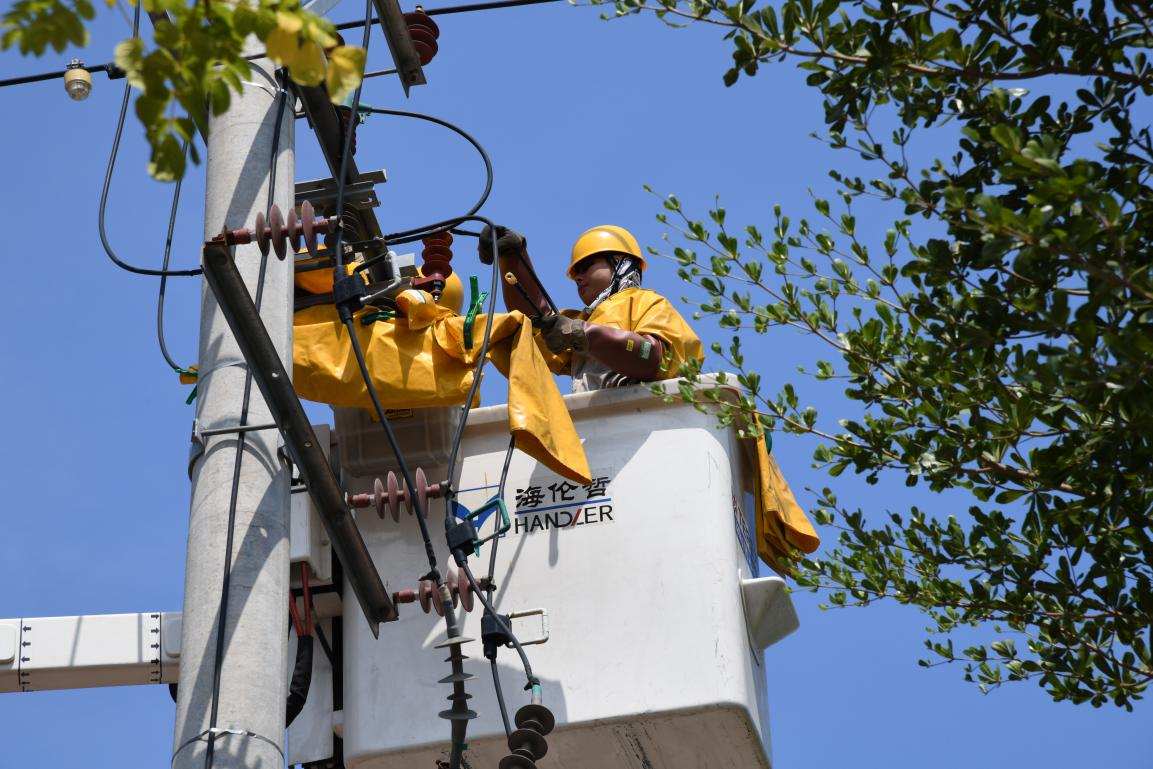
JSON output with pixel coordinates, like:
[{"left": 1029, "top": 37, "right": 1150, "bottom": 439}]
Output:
[
  {"left": 314, "top": 623, "right": 335, "bottom": 667},
  {"left": 201, "top": 83, "right": 289, "bottom": 769},
  {"left": 425, "top": 0, "right": 563, "bottom": 15},
  {"left": 316, "top": 64, "right": 538, "bottom": 718},
  {"left": 329, "top": 0, "right": 373, "bottom": 275},
  {"left": 98, "top": 3, "right": 201, "bottom": 278},
  {"left": 329, "top": 0, "right": 458, "bottom": 630},
  {"left": 348, "top": 107, "right": 492, "bottom": 263},
  {"left": 486, "top": 435, "right": 517, "bottom": 739},
  {"left": 156, "top": 141, "right": 188, "bottom": 371},
  {"left": 487, "top": 435, "right": 517, "bottom": 586},
  {"left": 334, "top": 0, "right": 562, "bottom": 29},
  {"left": 0, "top": 61, "right": 124, "bottom": 89},
  {"left": 491, "top": 659, "right": 513, "bottom": 738},
  {"left": 0, "top": 0, "right": 568, "bottom": 95},
  {"left": 333, "top": 0, "right": 444, "bottom": 581},
  {"left": 342, "top": 322, "right": 447, "bottom": 586},
  {"left": 443, "top": 220, "right": 502, "bottom": 523},
  {"left": 458, "top": 558, "right": 535, "bottom": 685}
]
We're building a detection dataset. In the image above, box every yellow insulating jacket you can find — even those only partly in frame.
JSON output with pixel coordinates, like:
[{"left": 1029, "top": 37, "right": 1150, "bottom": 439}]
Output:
[
  {"left": 753, "top": 433, "right": 821, "bottom": 574},
  {"left": 292, "top": 296, "right": 592, "bottom": 484},
  {"left": 541, "top": 288, "right": 704, "bottom": 378}
]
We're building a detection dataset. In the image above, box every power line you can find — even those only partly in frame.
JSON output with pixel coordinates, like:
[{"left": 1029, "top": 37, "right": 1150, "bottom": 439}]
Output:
[
  {"left": 0, "top": 62, "right": 123, "bottom": 89},
  {"left": 0, "top": 0, "right": 565, "bottom": 91},
  {"left": 336, "top": 0, "right": 562, "bottom": 27}
]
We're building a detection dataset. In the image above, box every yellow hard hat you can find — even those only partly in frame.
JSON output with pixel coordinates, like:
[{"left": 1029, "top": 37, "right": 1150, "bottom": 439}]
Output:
[
  {"left": 568, "top": 225, "right": 646, "bottom": 279},
  {"left": 420, "top": 267, "right": 464, "bottom": 315}
]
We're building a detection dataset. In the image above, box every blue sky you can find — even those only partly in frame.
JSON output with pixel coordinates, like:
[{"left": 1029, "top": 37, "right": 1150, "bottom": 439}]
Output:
[{"left": 0, "top": 2, "right": 1147, "bottom": 767}]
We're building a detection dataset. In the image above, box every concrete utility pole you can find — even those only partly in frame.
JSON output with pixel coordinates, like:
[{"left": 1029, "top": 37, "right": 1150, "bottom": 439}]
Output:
[{"left": 172, "top": 55, "right": 295, "bottom": 769}]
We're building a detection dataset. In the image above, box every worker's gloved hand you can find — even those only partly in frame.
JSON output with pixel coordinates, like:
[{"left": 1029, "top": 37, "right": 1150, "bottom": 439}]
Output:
[
  {"left": 478, "top": 225, "right": 526, "bottom": 265},
  {"left": 536, "top": 314, "right": 588, "bottom": 355}
]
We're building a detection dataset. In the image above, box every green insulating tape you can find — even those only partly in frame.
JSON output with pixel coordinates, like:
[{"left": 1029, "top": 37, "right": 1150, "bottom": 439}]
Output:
[
  {"left": 464, "top": 495, "right": 511, "bottom": 556},
  {"left": 463, "top": 275, "right": 488, "bottom": 350},
  {"left": 360, "top": 310, "right": 396, "bottom": 326},
  {"left": 175, "top": 367, "right": 198, "bottom": 378},
  {"left": 185, "top": 385, "right": 198, "bottom": 405}
]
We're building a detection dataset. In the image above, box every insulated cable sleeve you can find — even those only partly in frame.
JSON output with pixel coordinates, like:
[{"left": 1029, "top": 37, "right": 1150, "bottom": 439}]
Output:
[
  {"left": 97, "top": 3, "right": 201, "bottom": 278},
  {"left": 491, "top": 658, "right": 513, "bottom": 739},
  {"left": 285, "top": 635, "right": 314, "bottom": 727}
]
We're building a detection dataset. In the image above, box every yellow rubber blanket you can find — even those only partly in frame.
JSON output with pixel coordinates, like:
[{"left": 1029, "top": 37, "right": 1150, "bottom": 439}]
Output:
[
  {"left": 293, "top": 299, "right": 591, "bottom": 484},
  {"left": 753, "top": 433, "right": 821, "bottom": 574}
]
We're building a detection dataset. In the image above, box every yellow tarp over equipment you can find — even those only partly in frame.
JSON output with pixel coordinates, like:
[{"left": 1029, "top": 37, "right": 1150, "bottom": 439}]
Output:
[{"left": 293, "top": 299, "right": 591, "bottom": 484}]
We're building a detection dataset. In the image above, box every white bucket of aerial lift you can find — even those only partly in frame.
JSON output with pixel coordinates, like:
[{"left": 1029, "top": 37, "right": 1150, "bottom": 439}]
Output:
[{"left": 330, "top": 380, "right": 800, "bottom": 769}]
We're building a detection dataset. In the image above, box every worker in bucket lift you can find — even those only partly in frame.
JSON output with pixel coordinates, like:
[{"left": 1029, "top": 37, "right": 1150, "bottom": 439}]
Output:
[{"left": 480, "top": 224, "right": 702, "bottom": 392}]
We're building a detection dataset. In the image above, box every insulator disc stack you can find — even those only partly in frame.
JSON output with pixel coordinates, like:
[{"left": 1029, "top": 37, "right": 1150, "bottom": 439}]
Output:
[
  {"left": 405, "top": 10, "right": 441, "bottom": 66},
  {"left": 413, "top": 231, "right": 454, "bottom": 300},
  {"left": 498, "top": 704, "right": 555, "bottom": 769},
  {"left": 436, "top": 636, "right": 477, "bottom": 720},
  {"left": 221, "top": 201, "right": 328, "bottom": 258},
  {"left": 345, "top": 468, "right": 445, "bottom": 522},
  {"left": 393, "top": 567, "right": 486, "bottom": 615}
]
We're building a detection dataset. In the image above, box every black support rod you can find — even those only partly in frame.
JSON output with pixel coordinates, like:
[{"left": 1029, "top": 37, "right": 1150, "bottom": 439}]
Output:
[{"left": 201, "top": 241, "right": 397, "bottom": 634}]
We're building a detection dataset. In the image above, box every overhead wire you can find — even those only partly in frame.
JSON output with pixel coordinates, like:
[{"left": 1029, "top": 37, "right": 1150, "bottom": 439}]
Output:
[
  {"left": 487, "top": 435, "right": 518, "bottom": 738},
  {"left": 156, "top": 140, "right": 190, "bottom": 371},
  {"left": 0, "top": 61, "right": 124, "bottom": 89},
  {"left": 351, "top": 107, "right": 494, "bottom": 279},
  {"left": 334, "top": 0, "right": 563, "bottom": 28},
  {"left": 97, "top": 2, "right": 201, "bottom": 278},
  {"left": 0, "top": 0, "right": 567, "bottom": 94}
]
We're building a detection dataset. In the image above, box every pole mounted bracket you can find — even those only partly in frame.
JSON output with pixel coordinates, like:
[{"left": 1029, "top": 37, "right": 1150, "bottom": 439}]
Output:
[
  {"left": 372, "top": 0, "right": 427, "bottom": 93},
  {"left": 201, "top": 240, "right": 398, "bottom": 634}
]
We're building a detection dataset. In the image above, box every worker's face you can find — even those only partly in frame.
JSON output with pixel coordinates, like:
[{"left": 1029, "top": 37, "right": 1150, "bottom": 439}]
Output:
[{"left": 572, "top": 255, "right": 615, "bottom": 305}]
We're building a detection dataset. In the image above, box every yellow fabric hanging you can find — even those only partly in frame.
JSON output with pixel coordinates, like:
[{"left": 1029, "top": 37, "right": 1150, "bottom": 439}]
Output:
[
  {"left": 540, "top": 288, "right": 704, "bottom": 377},
  {"left": 292, "top": 299, "right": 592, "bottom": 484},
  {"left": 752, "top": 432, "right": 820, "bottom": 574}
]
